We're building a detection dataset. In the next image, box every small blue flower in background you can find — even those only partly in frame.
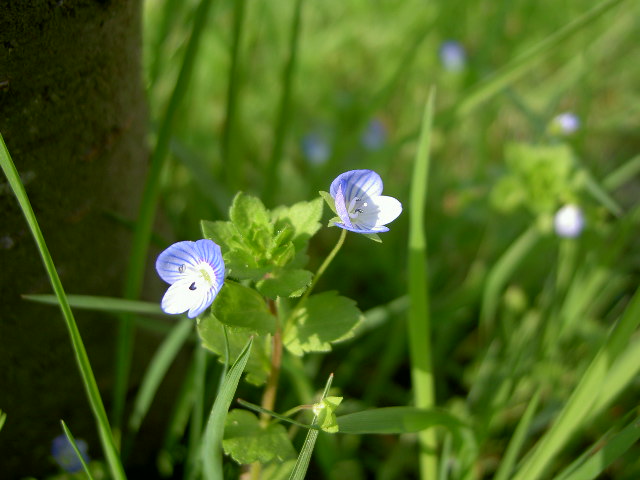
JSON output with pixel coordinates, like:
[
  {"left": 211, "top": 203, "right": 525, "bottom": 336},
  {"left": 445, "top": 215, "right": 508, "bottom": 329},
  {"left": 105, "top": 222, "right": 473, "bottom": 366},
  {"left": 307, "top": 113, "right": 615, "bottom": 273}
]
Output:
[
  {"left": 439, "top": 40, "right": 466, "bottom": 72},
  {"left": 51, "top": 434, "right": 90, "bottom": 473},
  {"left": 301, "top": 132, "right": 331, "bottom": 165},
  {"left": 552, "top": 112, "right": 580, "bottom": 135},
  {"left": 554, "top": 204, "right": 585, "bottom": 238},
  {"left": 156, "top": 239, "right": 225, "bottom": 318},
  {"left": 330, "top": 169, "right": 402, "bottom": 234},
  {"left": 361, "top": 118, "right": 387, "bottom": 151}
]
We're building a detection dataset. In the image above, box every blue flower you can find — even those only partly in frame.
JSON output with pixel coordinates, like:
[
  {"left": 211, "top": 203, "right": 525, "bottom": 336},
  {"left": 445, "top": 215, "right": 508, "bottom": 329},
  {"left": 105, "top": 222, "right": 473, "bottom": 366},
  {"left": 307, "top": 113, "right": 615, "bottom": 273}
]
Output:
[
  {"left": 330, "top": 169, "right": 402, "bottom": 233},
  {"left": 553, "top": 112, "right": 580, "bottom": 135},
  {"left": 439, "top": 40, "right": 466, "bottom": 72},
  {"left": 51, "top": 434, "right": 90, "bottom": 473},
  {"left": 156, "top": 239, "right": 225, "bottom": 318},
  {"left": 554, "top": 204, "right": 585, "bottom": 238},
  {"left": 361, "top": 119, "right": 387, "bottom": 151},
  {"left": 301, "top": 132, "right": 331, "bottom": 165}
]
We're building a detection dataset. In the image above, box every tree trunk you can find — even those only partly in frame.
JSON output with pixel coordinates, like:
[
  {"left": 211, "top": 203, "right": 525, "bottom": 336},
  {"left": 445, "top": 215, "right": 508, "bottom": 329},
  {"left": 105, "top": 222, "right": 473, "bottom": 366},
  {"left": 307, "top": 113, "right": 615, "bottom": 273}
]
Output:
[{"left": 0, "top": 1, "right": 147, "bottom": 476}]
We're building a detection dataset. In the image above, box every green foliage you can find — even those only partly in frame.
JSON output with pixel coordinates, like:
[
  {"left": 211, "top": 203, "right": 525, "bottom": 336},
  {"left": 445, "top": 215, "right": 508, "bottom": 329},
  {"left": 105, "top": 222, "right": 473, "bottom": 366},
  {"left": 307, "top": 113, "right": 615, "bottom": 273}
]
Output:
[
  {"left": 491, "top": 143, "right": 579, "bottom": 215},
  {"left": 212, "top": 281, "right": 276, "bottom": 334},
  {"left": 222, "top": 410, "right": 296, "bottom": 464},
  {"left": 313, "top": 396, "right": 342, "bottom": 433},
  {"left": 197, "top": 313, "right": 271, "bottom": 386},
  {"left": 283, "top": 292, "right": 364, "bottom": 356}
]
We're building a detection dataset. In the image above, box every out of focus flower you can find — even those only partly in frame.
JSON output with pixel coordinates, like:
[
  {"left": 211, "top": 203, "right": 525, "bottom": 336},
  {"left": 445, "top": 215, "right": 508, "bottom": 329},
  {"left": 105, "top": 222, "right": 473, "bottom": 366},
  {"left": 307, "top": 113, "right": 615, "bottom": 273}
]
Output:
[
  {"left": 51, "top": 434, "right": 90, "bottom": 473},
  {"left": 301, "top": 132, "right": 331, "bottom": 165},
  {"left": 156, "top": 239, "right": 225, "bottom": 318},
  {"left": 552, "top": 112, "right": 580, "bottom": 135},
  {"left": 439, "top": 40, "right": 466, "bottom": 72},
  {"left": 361, "top": 118, "right": 387, "bottom": 151},
  {"left": 554, "top": 204, "right": 585, "bottom": 238},
  {"left": 330, "top": 169, "right": 402, "bottom": 234}
]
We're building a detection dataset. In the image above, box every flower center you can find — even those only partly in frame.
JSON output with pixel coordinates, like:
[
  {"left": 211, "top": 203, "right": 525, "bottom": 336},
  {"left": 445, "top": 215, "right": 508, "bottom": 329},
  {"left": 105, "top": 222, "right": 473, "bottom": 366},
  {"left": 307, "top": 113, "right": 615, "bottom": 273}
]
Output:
[{"left": 347, "top": 197, "right": 369, "bottom": 219}]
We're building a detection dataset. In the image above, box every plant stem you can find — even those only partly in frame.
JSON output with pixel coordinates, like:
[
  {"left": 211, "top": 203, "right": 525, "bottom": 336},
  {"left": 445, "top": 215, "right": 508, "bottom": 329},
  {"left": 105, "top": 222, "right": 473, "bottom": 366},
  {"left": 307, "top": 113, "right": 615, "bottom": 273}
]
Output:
[
  {"left": 299, "top": 228, "right": 347, "bottom": 307},
  {"left": 261, "top": 299, "right": 283, "bottom": 423}
]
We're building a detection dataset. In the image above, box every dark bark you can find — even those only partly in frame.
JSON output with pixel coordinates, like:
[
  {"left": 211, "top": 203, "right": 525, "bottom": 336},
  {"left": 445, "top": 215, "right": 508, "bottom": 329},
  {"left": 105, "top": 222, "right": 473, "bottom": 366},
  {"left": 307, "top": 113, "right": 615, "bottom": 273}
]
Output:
[{"left": 0, "top": 1, "right": 148, "bottom": 476}]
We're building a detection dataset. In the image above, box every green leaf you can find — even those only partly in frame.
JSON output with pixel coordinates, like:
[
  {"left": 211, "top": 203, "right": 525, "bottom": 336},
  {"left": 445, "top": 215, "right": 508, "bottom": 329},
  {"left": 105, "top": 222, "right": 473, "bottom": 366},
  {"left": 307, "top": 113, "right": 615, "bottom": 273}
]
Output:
[
  {"left": 284, "top": 292, "right": 363, "bottom": 356},
  {"left": 230, "top": 192, "right": 271, "bottom": 231},
  {"left": 272, "top": 197, "right": 324, "bottom": 246},
  {"left": 223, "top": 409, "right": 296, "bottom": 464},
  {"left": 313, "top": 396, "right": 342, "bottom": 433},
  {"left": 318, "top": 191, "right": 337, "bottom": 215},
  {"left": 336, "top": 407, "right": 467, "bottom": 435},
  {"left": 197, "top": 313, "right": 271, "bottom": 386},
  {"left": 224, "top": 249, "right": 270, "bottom": 280},
  {"left": 201, "top": 337, "right": 253, "bottom": 480},
  {"left": 201, "top": 219, "right": 243, "bottom": 252},
  {"left": 257, "top": 269, "right": 313, "bottom": 299},
  {"left": 213, "top": 282, "right": 276, "bottom": 334}
]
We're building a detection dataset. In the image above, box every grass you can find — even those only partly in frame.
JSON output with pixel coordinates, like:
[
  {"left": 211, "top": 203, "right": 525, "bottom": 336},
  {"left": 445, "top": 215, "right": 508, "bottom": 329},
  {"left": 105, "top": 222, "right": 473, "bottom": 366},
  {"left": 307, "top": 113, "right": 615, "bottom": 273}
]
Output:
[{"left": 3, "top": 0, "right": 640, "bottom": 478}]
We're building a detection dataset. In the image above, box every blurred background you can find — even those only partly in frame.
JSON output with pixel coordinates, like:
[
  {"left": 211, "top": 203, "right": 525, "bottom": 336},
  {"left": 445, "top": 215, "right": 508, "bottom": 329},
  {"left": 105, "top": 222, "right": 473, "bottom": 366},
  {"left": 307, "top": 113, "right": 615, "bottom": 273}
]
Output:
[{"left": 1, "top": 0, "right": 639, "bottom": 478}]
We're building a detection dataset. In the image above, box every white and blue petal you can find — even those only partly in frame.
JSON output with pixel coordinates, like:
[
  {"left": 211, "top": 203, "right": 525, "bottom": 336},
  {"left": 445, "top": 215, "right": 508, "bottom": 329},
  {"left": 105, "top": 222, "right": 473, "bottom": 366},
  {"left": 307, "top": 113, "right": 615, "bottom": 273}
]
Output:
[
  {"left": 156, "top": 239, "right": 225, "bottom": 318},
  {"left": 330, "top": 169, "right": 383, "bottom": 203},
  {"left": 329, "top": 169, "right": 402, "bottom": 234},
  {"left": 155, "top": 240, "right": 203, "bottom": 284}
]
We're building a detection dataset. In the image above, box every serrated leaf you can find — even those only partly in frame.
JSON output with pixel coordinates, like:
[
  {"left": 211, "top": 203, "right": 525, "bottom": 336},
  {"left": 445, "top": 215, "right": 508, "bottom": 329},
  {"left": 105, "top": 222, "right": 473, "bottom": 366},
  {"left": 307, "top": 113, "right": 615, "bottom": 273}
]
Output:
[
  {"left": 201, "top": 219, "right": 243, "bottom": 252},
  {"left": 257, "top": 269, "right": 313, "bottom": 299},
  {"left": 318, "top": 191, "right": 337, "bottom": 215},
  {"left": 224, "top": 250, "right": 270, "bottom": 280},
  {"left": 213, "top": 282, "right": 276, "bottom": 334},
  {"left": 223, "top": 410, "right": 296, "bottom": 464},
  {"left": 230, "top": 192, "right": 271, "bottom": 231},
  {"left": 197, "top": 313, "right": 271, "bottom": 385},
  {"left": 272, "top": 198, "right": 324, "bottom": 246},
  {"left": 269, "top": 243, "right": 296, "bottom": 266},
  {"left": 284, "top": 292, "right": 363, "bottom": 356},
  {"left": 313, "top": 396, "right": 342, "bottom": 433},
  {"left": 336, "top": 407, "right": 467, "bottom": 436}
]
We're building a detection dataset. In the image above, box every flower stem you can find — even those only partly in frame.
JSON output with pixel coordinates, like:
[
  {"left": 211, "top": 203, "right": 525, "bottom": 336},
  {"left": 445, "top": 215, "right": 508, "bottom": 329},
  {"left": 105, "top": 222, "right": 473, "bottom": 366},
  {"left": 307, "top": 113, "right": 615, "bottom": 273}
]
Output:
[
  {"left": 260, "top": 299, "right": 283, "bottom": 424},
  {"left": 299, "top": 228, "right": 348, "bottom": 307}
]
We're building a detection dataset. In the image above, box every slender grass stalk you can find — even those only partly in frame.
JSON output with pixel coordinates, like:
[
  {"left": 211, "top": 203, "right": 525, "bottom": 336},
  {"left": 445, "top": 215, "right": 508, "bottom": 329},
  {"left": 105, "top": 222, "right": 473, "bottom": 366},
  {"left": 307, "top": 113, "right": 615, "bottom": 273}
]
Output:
[
  {"left": 221, "top": 0, "right": 247, "bottom": 189},
  {"left": 493, "top": 389, "right": 542, "bottom": 480},
  {"left": 451, "top": 0, "right": 627, "bottom": 119},
  {"left": 201, "top": 337, "right": 254, "bottom": 480},
  {"left": 128, "top": 319, "right": 194, "bottom": 435},
  {"left": 480, "top": 225, "right": 540, "bottom": 336},
  {"left": 288, "top": 374, "right": 334, "bottom": 480},
  {"left": 512, "top": 286, "right": 640, "bottom": 480},
  {"left": 0, "top": 134, "right": 126, "bottom": 479},
  {"left": 115, "top": 0, "right": 216, "bottom": 432},
  {"left": 263, "top": 0, "right": 304, "bottom": 205},
  {"left": 407, "top": 88, "right": 437, "bottom": 480},
  {"left": 61, "top": 421, "right": 95, "bottom": 480}
]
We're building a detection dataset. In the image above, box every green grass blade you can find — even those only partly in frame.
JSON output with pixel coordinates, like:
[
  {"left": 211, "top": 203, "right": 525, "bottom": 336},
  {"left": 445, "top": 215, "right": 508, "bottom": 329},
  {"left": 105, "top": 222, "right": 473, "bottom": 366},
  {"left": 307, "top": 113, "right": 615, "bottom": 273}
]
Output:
[
  {"left": 185, "top": 346, "right": 208, "bottom": 480},
  {"left": 221, "top": 0, "right": 247, "bottom": 189},
  {"left": 263, "top": 0, "right": 304, "bottom": 205},
  {"left": 512, "top": 287, "right": 640, "bottom": 480},
  {"left": 336, "top": 407, "right": 466, "bottom": 436},
  {"left": 603, "top": 154, "right": 640, "bottom": 191},
  {"left": 480, "top": 225, "right": 540, "bottom": 335},
  {"left": 0, "top": 409, "right": 6, "bottom": 432},
  {"left": 494, "top": 389, "right": 542, "bottom": 480},
  {"left": 23, "top": 293, "right": 163, "bottom": 316},
  {"left": 61, "top": 420, "right": 95, "bottom": 480},
  {"left": 553, "top": 415, "right": 640, "bottom": 480},
  {"left": 201, "top": 337, "right": 254, "bottom": 480},
  {"left": 451, "top": 0, "right": 627, "bottom": 119},
  {"left": 128, "top": 319, "right": 194, "bottom": 435},
  {"left": 0, "top": 133, "right": 126, "bottom": 480},
  {"left": 115, "top": 0, "right": 217, "bottom": 431},
  {"left": 407, "top": 88, "right": 437, "bottom": 480},
  {"left": 288, "top": 374, "right": 334, "bottom": 480}
]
